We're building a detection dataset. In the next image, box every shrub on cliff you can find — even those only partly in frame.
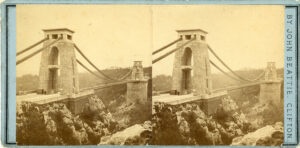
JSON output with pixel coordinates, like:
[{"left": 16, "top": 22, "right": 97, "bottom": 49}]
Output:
[
  {"left": 152, "top": 104, "right": 187, "bottom": 145},
  {"left": 213, "top": 105, "right": 230, "bottom": 123},
  {"left": 17, "top": 102, "right": 53, "bottom": 145},
  {"left": 17, "top": 95, "right": 120, "bottom": 145},
  {"left": 128, "top": 100, "right": 152, "bottom": 126},
  {"left": 152, "top": 101, "right": 250, "bottom": 145}
]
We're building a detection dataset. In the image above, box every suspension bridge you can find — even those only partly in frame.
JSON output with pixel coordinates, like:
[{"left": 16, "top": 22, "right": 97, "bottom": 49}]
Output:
[
  {"left": 152, "top": 29, "right": 283, "bottom": 114},
  {"left": 16, "top": 28, "right": 149, "bottom": 114},
  {"left": 16, "top": 28, "right": 282, "bottom": 115}
]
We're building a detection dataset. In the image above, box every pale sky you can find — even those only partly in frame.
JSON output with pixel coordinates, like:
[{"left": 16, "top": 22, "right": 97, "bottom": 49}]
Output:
[
  {"left": 16, "top": 5, "right": 284, "bottom": 77},
  {"left": 152, "top": 5, "right": 284, "bottom": 76},
  {"left": 16, "top": 5, "right": 153, "bottom": 76}
]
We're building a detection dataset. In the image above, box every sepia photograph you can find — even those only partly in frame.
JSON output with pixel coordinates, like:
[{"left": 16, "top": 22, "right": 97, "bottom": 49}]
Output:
[
  {"left": 16, "top": 5, "right": 152, "bottom": 145},
  {"left": 151, "top": 5, "right": 284, "bottom": 146},
  {"left": 15, "top": 4, "right": 286, "bottom": 146}
]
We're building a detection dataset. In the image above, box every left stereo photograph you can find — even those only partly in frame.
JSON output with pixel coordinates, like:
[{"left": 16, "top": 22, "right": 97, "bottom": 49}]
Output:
[{"left": 16, "top": 5, "right": 152, "bottom": 145}]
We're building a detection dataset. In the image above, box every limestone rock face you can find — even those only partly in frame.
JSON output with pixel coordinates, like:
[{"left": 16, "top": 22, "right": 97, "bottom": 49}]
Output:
[
  {"left": 16, "top": 95, "right": 118, "bottom": 145},
  {"left": 83, "top": 95, "right": 106, "bottom": 113},
  {"left": 244, "top": 101, "right": 283, "bottom": 129},
  {"left": 221, "top": 97, "right": 238, "bottom": 112},
  {"left": 152, "top": 101, "right": 249, "bottom": 145},
  {"left": 231, "top": 122, "right": 283, "bottom": 146},
  {"left": 99, "top": 121, "right": 151, "bottom": 145}
]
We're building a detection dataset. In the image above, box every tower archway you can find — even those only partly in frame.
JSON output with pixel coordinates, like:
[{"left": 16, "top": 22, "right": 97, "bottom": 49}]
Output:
[
  {"left": 182, "top": 47, "right": 192, "bottom": 66},
  {"left": 181, "top": 47, "right": 193, "bottom": 94},
  {"left": 48, "top": 46, "right": 59, "bottom": 93},
  {"left": 172, "top": 29, "right": 212, "bottom": 96},
  {"left": 49, "top": 46, "right": 59, "bottom": 65},
  {"left": 39, "top": 28, "right": 79, "bottom": 95}
]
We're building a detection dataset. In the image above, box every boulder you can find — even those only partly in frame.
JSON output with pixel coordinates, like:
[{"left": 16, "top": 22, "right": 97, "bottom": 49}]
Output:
[
  {"left": 231, "top": 122, "right": 283, "bottom": 146},
  {"left": 222, "top": 97, "right": 239, "bottom": 112},
  {"left": 99, "top": 121, "right": 151, "bottom": 145}
]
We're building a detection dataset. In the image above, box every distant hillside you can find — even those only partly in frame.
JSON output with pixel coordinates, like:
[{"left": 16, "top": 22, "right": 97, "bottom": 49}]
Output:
[
  {"left": 16, "top": 67, "right": 283, "bottom": 94},
  {"left": 152, "top": 75, "right": 172, "bottom": 92},
  {"left": 153, "top": 68, "right": 284, "bottom": 92},
  {"left": 16, "top": 66, "right": 152, "bottom": 93},
  {"left": 17, "top": 75, "right": 39, "bottom": 92},
  {"left": 78, "top": 67, "right": 131, "bottom": 89}
]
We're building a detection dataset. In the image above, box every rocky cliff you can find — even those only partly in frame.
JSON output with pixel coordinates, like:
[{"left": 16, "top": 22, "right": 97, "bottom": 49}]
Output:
[
  {"left": 231, "top": 122, "right": 283, "bottom": 146},
  {"left": 17, "top": 95, "right": 118, "bottom": 145},
  {"left": 151, "top": 97, "right": 283, "bottom": 146}
]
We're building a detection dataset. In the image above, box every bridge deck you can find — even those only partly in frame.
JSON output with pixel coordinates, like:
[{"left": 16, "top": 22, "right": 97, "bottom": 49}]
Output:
[
  {"left": 153, "top": 91, "right": 227, "bottom": 105},
  {"left": 17, "top": 93, "right": 68, "bottom": 105},
  {"left": 16, "top": 90, "right": 94, "bottom": 105}
]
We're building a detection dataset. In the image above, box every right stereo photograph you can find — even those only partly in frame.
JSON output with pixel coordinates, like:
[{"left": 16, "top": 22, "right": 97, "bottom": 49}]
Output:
[{"left": 151, "top": 5, "right": 284, "bottom": 146}]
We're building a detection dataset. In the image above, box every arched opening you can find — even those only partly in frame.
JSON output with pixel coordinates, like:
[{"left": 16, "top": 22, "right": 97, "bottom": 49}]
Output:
[
  {"left": 48, "top": 47, "right": 59, "bottom": 94},
  {"left": 181, "top": 47, "right": 193, "bottom": 94},
  {"left": 49, "top": 47, "right": 59, "bottom": 65},
  {"left": 182, "top": 47, "right": 192, "bottom": 66},
  {"left": 48, "top": 69, "right": 58, "bottom": 93}
]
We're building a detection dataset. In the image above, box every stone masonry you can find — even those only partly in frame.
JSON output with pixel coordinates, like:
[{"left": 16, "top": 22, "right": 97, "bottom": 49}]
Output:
[
  {"left": 126, "top": 61, "right": 148, "bottom": 104},
  {"left": 172, "top": 29, "right": 212, "bottom": 96},
  {"left": 259, "top": 62, "right": 282, "bottom": 106},
  {"left": 39, "top": 28, "right": 79, "bottom": 95}
]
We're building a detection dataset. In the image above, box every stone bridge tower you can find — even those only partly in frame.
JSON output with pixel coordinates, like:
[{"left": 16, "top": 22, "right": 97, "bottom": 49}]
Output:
[
  {"left": 127, "top": 61, "right": 148, "bottom": 104},
  {"left": 38, "top": 28, "right": 79, "bottom": 95},
  {"left": 172, "top": 29, "right": 212, "bottom": 96},
  {"left": 260, "top": 62, "right": 282, "bottom": 106}
]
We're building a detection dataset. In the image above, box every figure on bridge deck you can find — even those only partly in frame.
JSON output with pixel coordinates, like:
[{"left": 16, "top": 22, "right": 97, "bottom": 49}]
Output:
[
  {"left": 38, "top": 28, "right": 80, "bottom": 95},
  {"left": 172, "top": 29, "right": 212, "bottom": 96}
]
